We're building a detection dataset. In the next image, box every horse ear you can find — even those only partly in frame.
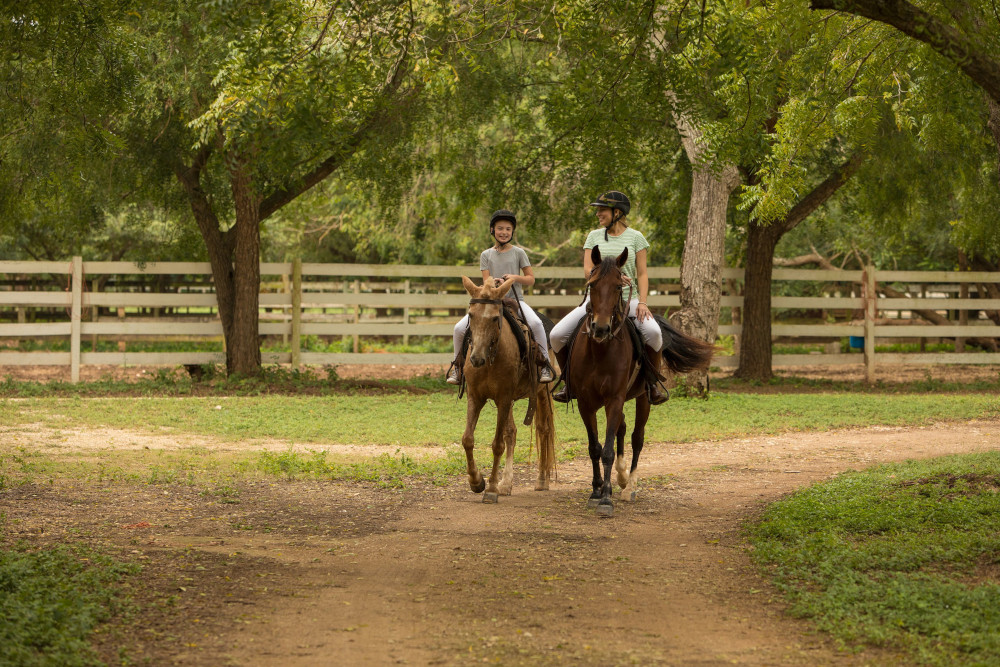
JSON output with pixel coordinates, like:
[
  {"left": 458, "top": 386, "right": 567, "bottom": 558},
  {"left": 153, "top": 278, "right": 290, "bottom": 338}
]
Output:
[
  {"left": 616, "top": 248, "right": 628, "bottom": 267},
  {"left": 591, "top": 246, "right": 602, "bottom": 266},
  {"left": 495, "top": 276, "right": 516, "bottom": 298},
  {"left": 462, "top": 275, "right": 479, "bottom": 296}
]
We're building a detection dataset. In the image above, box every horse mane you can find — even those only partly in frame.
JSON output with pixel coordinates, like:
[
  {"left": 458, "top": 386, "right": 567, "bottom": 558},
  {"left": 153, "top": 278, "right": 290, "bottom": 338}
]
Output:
[{"left": 588, "top": 257, "right": 621, "bottom": 284}]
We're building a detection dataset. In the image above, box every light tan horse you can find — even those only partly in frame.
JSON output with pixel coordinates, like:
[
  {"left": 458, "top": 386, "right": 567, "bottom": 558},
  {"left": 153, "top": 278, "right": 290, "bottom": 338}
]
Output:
[{"left": 459, "top": 275, "right": 556, "bottom": 502}]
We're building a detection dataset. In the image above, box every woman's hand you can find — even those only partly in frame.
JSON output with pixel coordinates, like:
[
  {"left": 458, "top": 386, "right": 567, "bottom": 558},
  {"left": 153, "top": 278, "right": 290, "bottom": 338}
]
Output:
[{"left": 636, "top": 301, "right": 651, "bottom": 322}]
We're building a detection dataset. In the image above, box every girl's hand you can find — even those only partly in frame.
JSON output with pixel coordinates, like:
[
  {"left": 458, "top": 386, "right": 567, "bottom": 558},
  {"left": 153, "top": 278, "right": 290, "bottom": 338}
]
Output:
[
  {"left": 636, "top": 302, "right": 651, "bottom": 322},
  {"left": 621, "top": 275, "right": 632, "bottom": 286}
]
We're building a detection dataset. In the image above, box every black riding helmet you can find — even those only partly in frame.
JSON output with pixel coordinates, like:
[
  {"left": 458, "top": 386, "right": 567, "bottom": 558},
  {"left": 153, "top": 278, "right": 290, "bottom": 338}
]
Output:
[
  {"left": 589, "top": 191, "right": 630, "bottom": 240},
  {"left": 489, "top": 209, "right": 517, "bottom": 247},
  {"left": 589, "top": 191, "right": 630, "bottom": 216}
]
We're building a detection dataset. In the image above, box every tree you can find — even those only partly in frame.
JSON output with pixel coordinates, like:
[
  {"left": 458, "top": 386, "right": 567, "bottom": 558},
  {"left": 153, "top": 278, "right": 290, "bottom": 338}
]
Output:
[{"left": 90, "top": 0, "right": 449, "bottom": 375}]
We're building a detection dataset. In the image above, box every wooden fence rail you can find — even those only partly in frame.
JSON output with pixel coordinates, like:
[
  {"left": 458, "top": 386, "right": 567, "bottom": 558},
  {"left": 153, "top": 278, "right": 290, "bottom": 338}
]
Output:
[{"left": 2, "top": 258, "right": 999, "bottom": 382}]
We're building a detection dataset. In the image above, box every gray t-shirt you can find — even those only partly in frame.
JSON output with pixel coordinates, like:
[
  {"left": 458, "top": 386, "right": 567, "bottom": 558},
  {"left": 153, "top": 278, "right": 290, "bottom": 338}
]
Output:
[{"left": 480, "top": 246, "right": 531, "bottom": 298}]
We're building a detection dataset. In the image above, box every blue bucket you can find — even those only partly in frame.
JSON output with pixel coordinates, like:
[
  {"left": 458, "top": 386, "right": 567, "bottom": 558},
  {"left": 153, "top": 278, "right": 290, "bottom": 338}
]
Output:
[{"left": 849, "top": 336, "right": 864, "bottom": 349}]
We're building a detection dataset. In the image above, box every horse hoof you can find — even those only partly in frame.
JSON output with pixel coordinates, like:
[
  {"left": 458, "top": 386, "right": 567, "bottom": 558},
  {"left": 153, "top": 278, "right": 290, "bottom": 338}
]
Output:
[
  {"left": 535, "top": 481, "right": 549, "bottom": 491},
  {"left": 483, "top": 492, "right": 499, "bottom": 504},
  {"left": 587, "top": 497, "right": 601, "bottom": 509},
  {"left": 596, "top": 503, "right": 614, "bottom": 518},
  {"left": 628, "top": 490, "right": 638, "bottom": 502},
  {"left": 471, "top": 479, "right": 486, "bottom": 494}
]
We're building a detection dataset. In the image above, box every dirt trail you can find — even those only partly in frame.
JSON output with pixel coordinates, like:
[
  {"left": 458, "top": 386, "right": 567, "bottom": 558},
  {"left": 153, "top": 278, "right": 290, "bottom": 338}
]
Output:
[{"left": 6, "top": 420, "right": 1000, "bottom": 665}]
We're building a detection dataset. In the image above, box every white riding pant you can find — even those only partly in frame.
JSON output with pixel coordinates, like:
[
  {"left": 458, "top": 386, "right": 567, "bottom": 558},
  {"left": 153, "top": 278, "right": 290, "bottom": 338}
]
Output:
[
  {"left": 453, "top": 301, "right": 551, "bottom": 362},
  {"left": 549, "top": 297, "right": 662, "bottom": 352}
]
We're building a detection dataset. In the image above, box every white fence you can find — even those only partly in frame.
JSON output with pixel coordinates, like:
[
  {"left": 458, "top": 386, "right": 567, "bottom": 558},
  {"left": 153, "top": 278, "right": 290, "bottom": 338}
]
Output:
[{"left": 2, "top": 258, "right": 999, "bottom": 382}]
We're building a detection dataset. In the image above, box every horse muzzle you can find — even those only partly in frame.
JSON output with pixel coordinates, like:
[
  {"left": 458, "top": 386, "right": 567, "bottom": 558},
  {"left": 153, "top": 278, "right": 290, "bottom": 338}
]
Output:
[
  {"left": 589, "top": 320, "right": 613, "bottom": 342},
  {"left": 469, "top": 354, "right": 486, "bottom": 368}
]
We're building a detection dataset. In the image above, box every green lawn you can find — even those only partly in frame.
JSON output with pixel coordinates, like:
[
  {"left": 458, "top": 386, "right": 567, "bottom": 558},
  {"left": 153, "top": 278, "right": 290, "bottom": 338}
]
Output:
[
  {"left": 3, "top": 392, "right": 998, "bottom": 449},
  {"left": 748, "top": 451, "right": 1000, "bottom": 666}
]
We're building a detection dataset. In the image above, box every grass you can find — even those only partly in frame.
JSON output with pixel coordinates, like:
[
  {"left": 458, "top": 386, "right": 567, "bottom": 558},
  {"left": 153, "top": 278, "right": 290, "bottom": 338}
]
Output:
[
  {"left": 2, "top": 392, "right": 997, "bottom": 448},
  {"left": 1, "top": 391, "right": 998, "bottom": 493},
  {"left": 747, "top": 452, "right": 1000, "bottom": 666},
  {"left": 2, "top": 375, "right": 1000, "bottom": 665},
  {"left": 0, "top": 540, "right": 138, "bottom": 667}
]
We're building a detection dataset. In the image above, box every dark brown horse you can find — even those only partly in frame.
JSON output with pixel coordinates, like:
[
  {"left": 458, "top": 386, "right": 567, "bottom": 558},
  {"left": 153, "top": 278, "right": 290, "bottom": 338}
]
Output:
[
  {"left": 566, "top": 247, "right": 714, "bottom": 516},
  {"left": 459, "top": 275, "right": 556, "bottom": 502}
]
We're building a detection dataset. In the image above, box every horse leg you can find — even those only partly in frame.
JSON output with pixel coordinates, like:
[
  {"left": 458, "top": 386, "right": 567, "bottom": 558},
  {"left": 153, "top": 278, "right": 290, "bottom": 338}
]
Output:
[
  {"left": 462, "top": 396, "right": 488, "bottom": 494},
  {"left": 597, "top": 399, "right": 626, "bottom": 515},
  {"left": 498, "top": 408, "right": 517, "bottom": 496},
  {"left": 622, "top": 395, "right": 650, "bottom": 502},
  {"left": 484, "top": 401, "right": 513, "bottom": 502},
  {"left": 581, "top": 409, "right": 603, "bottom": 506},
  {"left": 614, "top": 410, "right": 629, "bottom": 489}
]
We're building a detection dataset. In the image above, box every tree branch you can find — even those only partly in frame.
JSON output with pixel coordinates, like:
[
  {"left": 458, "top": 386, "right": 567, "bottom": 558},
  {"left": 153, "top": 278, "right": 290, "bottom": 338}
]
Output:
[
  {"left": 779, "top": 151, "right": 865, "bottom": 234},
  {"left": 810, "top": 0, "right": 1000, "bottom": 104},
  {"left": 258, "top": 36, "right": 418, "bottom": 221}
]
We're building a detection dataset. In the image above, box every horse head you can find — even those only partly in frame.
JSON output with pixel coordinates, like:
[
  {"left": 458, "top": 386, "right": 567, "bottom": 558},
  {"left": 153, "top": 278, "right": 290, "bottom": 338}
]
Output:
[
  {"left": 586, "top": 246, "right": 628, "bottom": 343},
  {"left": 462, "top": 275, "right": 515, "bottom": 368}
]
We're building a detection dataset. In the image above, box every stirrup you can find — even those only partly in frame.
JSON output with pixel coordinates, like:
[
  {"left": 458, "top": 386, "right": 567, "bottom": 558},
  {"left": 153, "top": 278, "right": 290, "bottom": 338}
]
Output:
[
  {"left": 552, "top": 385, "right": 571, "bottom": 403},
  {"left": 446, "top": 364, "right": 461, "bottom": 385},
  {"left": 538, "top": 365, "right": 554, "bottom": 383}
]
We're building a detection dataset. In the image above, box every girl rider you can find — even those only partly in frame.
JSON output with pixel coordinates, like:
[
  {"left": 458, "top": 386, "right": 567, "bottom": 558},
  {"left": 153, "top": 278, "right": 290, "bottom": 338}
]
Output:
[{"left": 447, "top": 209, "right": 555, "bottom": 385}]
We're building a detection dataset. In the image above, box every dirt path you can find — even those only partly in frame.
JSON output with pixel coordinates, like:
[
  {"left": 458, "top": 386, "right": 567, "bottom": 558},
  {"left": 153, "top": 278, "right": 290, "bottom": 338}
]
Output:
[{"left": 6, "top": 420, "right": 1000, "bottom": 665}]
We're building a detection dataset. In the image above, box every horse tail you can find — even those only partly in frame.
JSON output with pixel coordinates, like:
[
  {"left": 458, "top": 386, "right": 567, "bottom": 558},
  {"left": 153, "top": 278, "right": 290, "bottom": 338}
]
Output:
[
  {"left": 655, "top": 315, "right": 717, "bottom": 374},
  {"left": 534, "top": 383, "right": 556, "bottom": 483}
]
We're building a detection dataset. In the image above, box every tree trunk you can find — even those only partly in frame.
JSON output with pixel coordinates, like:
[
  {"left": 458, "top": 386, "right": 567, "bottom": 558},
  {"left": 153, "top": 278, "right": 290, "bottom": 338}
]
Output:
[
  {"left": 734, "top": 153, "right": 864, "bottom": 381},
  {"left": 227, "top": 157, "right": 263, "bottom": 375},
  {"left": 668, "top": 110, "right": 740, "bottom": 396},
  {"left": 987, "top": 97, "right": 1000, "bottom": 190},
  {"left": 175, "top": 147, "right": 263, "bottom": 376},
  {"left": 734, "top": 221, "right": 782, "bottom": 380}
]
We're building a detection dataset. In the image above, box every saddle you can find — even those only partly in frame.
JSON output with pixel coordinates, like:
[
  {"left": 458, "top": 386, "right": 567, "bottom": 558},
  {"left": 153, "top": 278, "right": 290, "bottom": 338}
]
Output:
[
  {"left": 453, "top": 299, "right": 549, "bottom": 425},
  {"left": 557, "top": 314, "right": 666, "bottom": 401}
]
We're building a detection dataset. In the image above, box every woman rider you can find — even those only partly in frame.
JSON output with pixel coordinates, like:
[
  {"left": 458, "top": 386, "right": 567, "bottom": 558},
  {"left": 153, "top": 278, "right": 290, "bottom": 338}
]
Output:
[{"left": 549, "top": 191, "right": 667, "bottom": 405}]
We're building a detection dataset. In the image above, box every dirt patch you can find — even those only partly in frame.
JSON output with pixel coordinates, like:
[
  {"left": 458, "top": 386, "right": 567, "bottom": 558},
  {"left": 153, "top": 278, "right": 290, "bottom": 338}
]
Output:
[
  {"left": 6, "top": 420, "right": 1000, "bottom": 665},
  {"left": 4, "top": 361, "right": 999, "bottom": 388}
]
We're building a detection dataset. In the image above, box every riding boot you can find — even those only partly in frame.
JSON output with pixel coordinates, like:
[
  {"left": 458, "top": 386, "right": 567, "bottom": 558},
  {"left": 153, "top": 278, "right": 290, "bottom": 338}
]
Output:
[
  {"left": 644, "top": 345, "right": 668, "bottom": 405},
  {"left": 551, "top": 347, "right": 571, "bottom": 403}
]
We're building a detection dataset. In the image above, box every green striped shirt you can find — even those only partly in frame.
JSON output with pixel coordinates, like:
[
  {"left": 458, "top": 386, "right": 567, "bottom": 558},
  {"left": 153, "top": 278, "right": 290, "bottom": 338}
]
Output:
[{"left": 583, "top": 227, "right": 650, "bottom": 286}]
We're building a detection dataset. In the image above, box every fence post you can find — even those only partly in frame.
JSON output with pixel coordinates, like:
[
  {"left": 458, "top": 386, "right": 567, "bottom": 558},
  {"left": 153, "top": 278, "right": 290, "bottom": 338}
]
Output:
[
  {"left": 91, "top": 278, "right": 100, "bottom": 352},
  {"left": 957, "top": 251, "right": 968, "bottom": 353},
  {"left": 403, "top": 279, "right": 410, "bottom": 346},
  {"left": 863, "top": 264, "right": 876, "bottom": 384},
  {"left": 70, "top": 256, "right": 83, "bottom": 383},
  {"left": 353, "top": 279, "right": 360, "bottom": 353},
  {"left": 291, "top": 258, "right": 302, "bottom": 369}
]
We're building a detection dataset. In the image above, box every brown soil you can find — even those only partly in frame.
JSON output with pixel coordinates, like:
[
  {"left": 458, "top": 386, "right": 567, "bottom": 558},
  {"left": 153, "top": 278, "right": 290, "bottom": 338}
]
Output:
[
  {"left": 6, "top": 409, "right": 1000, "bottom": 664},
  {"left": 5, "top": 361, "right": 999, "bottom": 386}
]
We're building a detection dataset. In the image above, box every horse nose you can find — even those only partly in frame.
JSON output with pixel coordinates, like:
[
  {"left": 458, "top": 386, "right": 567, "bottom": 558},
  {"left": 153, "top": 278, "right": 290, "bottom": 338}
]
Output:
[
  {"left": 470, "top": 353, "right": 485, "bottom": 368},
  {"left": 592, "top": 322, "right": 611, "bottom": 338}
]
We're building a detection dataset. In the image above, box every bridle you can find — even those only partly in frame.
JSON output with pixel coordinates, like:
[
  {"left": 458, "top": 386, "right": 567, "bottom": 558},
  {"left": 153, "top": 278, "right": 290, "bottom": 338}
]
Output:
[
  {"left": 468, "top": 297, "right": 504, "bottom": 365},
  {"left": 585, "top": 270, "right": 632, "bottom": 342}
]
